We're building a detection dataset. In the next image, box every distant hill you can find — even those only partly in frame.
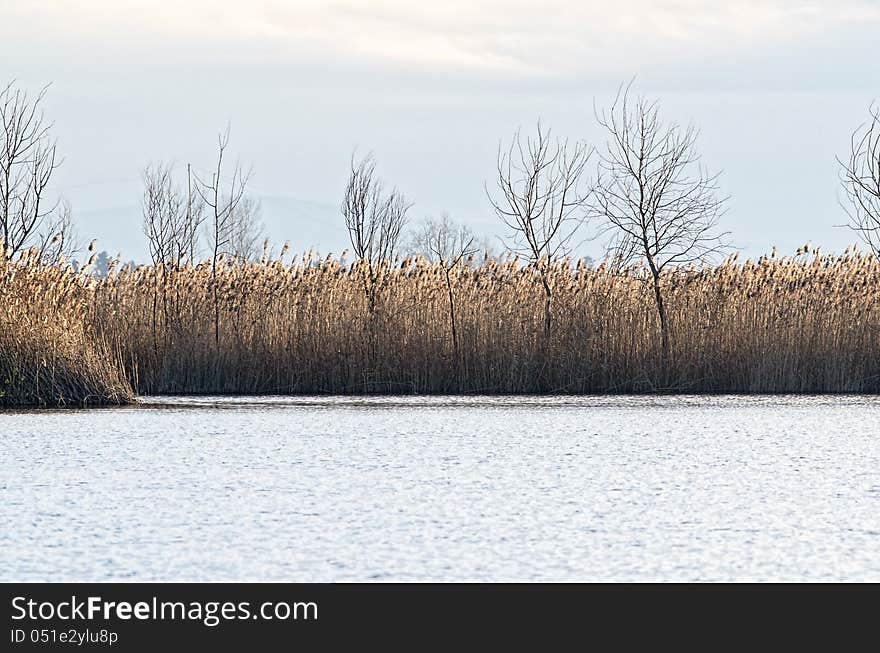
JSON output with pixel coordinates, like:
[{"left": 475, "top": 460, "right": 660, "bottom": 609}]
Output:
[{"left": 75, "top": 195, "right": 350, "bottom": 262}]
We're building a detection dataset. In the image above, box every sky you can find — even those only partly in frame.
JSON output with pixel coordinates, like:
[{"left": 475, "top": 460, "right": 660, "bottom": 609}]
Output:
[{"left": 2, "top": 0, "right": 879, "bottom": 261}]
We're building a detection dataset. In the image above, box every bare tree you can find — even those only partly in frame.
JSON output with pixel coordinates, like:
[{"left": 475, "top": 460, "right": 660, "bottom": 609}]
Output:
[
  {"left": 0, "top": 81, "right": 61, "bottom": 259},
  {"left": 342, "top": 152, "right": 411, "bottom": 313},
  {"left": 140, "top": 161, "right": 208, "bottom": 360},
  {"left": 142, "top": 162, "right": 206, "bottom": 268},
  {"left": 487, "top": 121, "right": 592, "bottom": 337},
  {"left": 196, "top": 127, "right": 252, "bottom": 346},
  {"left": 142, "top": 162, "right": 184, "bottom": 267},
  {"left": 592, "top": 83, "right": 728, "bottom": 363},
  {"left": 197, "top": 127, "right": 252, "bottom": 275},
  {"left": 141, "top": 162, "right": 184, "bottom": 357},
  {"left": 839, "top": 101, "right": 880, "bottom": 257},
  {"left": 410, "top": 213, "right": 477, "bottom": 365}
]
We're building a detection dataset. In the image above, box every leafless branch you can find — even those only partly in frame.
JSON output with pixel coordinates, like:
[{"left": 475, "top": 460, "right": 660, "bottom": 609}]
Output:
[
  {"left": 591, "top": 81, "right": 729, "bottom": 361},
  {"left": 839, "top": 101, "right": 880, "bottom": 258},
  {"left": 342, "top": 152, "right": 411, "bottom": 265},
  {"left": 0, "top": 81, "right": 62, "bottom": 258},
  {"left": 196, "top": 126, "right": 253, "bottom": 274},
  {"left": 341, "top": 151, "right": 412, "bottom": 318},
  {"left": 487, "top": 120, "right": 593, "bottom": 336},
  {"left": 488, "top": 121, "right": 593, "bottom": 267},
  {"left": 142, "top": 162, "right": 184, "bottom": 267}
]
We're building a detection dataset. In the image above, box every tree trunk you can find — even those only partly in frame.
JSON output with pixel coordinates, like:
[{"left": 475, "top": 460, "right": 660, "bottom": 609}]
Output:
[
  {"left": 540, "top": 270, "right": 552, "bottom": 340},
  {"left": 444, "top": 268, "right": 460, "bottom": 390},
  {"left": 212, "top": 245, "right": 221, "bottom": 352},
  {"left": 649, "top": 266, "right": 669, "bottom": 381},
  {"left": 538, "top": 270, "right": 553, "bottom": 393}
]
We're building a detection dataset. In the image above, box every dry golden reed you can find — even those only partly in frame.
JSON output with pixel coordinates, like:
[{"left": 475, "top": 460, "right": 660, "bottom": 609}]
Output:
[
  {"left": 0, "top": 250, "right": 134, "bottom": 406},
  {"left": 69, "top": 246, "right": 880, "bottom": 396}
]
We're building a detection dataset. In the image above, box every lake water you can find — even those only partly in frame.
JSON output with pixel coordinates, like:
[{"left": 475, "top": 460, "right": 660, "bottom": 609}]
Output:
[{"left": 2, "top": 395, "right": 879, "bottom": 582}]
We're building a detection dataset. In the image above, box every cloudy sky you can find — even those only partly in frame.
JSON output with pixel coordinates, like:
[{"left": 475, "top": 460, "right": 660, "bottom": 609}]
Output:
[{"left": 3, "top": 0, "right": 879, "bottom": 260}]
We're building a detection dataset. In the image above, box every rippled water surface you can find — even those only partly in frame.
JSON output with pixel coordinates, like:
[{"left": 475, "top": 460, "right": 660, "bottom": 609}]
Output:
[{"left": 2, "top": 395, "right": 880, "bottom": 581}]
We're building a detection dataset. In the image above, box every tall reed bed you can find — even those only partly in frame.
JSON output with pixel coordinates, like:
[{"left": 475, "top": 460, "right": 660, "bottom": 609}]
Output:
[
  {"left": 84, "top": 248, "right": 880, "bottom": 395},
  {"left": 0, "top": 253, "right": 134, "bottom": 406}
]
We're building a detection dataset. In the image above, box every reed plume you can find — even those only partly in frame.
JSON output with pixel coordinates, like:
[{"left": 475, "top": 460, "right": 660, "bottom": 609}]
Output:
[
  {"left": 0, "top": 250, "right": 134, "bottom": 406},
  {"left": 75, "top": 247, "right": 880, "bottom": 396}
]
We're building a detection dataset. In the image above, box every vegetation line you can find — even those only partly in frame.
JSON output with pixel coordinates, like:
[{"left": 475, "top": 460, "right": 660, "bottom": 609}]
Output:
[
  {"left": 2, "top": 80, "right": 879, "bottom": 405},
  {"left": 5, "top": 245, "right": 880, "bottom": 402}
]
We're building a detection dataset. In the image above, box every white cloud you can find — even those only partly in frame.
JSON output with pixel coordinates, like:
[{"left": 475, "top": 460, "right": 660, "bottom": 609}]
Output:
[{"left": 5, "top": 0, "right": 880, "bottom": 77}]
